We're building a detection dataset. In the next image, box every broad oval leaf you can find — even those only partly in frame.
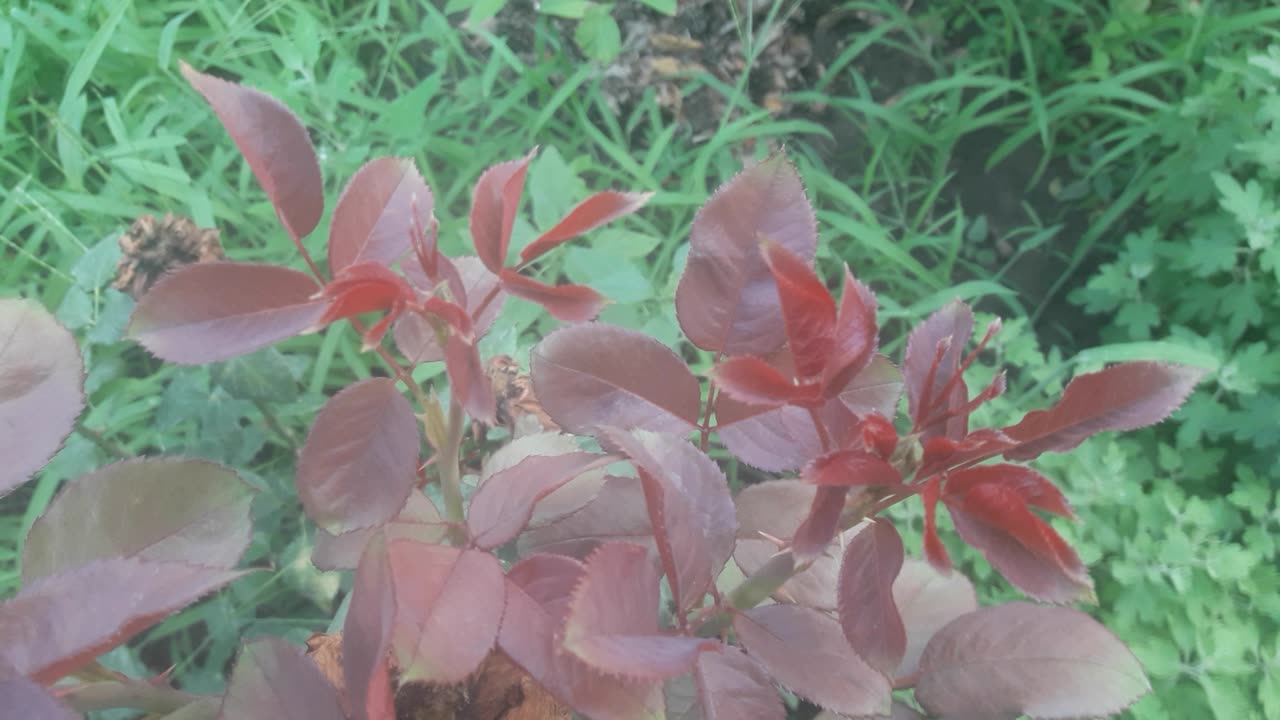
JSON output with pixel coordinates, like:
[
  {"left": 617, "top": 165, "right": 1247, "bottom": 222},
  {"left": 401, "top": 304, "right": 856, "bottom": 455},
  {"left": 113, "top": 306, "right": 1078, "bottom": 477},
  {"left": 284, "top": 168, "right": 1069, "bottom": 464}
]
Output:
[
  {"left": 22, "top": 458, "right": 253, "bottom": 583},
  {"left": 517, "top": 475, "right": 654, "bottom": 559},
  {"left": 893, "top": 559, "right": 978, "bottom": 679},
  {"left": 695, "top": 646, "right": 784, "bottom": 720},
  {"left": 903, "top": 300, "right": 973, "bottom": 439},
  {"left": 675, "top": 152, "right": 817, "bottom": 355},
  {"left": 837, "top": 518, "right": 906, "bottom": 678},
  {"left": 733, "top": 603, "right": 891, "bottom": 717},
  {"left": 467, "top": 451, "right": 613, "bottom": 549},
  {"left": 219, "top": 638, "right": 346, "bottom": 720},
  {"left": 0, "top": 676, "right": 78, "bottom": 720},
  {"left": 916, "top": 603, "right": 1151, "bottom": 719},
  {"left": 129, "top": 262, "right": 326, "bottom": 364},
  {"left": 328, "top": 156, "right": 432, "bottom": 274},
  {"left": 0, "top": 557, "right": 243, "bottom": 684},
  {"left": 181, "top": 63, "right": 323, "bottom": 241},
  {"left": 471, "top": 153, "right": 532, "bottom": 273},
  {"left": 0, "top": 298, "right": 84, "bottom": 497},
  {"left": 531, "top": 324, "right": 701, "bottom": 434},
  {"left": 395, "top": 256, "right": 503, "bottom": 364},
  {"left": 312, "top": 492, "right": 444, "bottom": 571}
]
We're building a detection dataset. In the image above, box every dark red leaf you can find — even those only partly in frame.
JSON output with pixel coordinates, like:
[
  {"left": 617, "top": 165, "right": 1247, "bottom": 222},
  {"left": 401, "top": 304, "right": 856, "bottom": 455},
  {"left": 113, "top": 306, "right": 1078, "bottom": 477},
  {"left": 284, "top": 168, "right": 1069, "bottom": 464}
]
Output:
[
  {"left": 837, "top": 519, "right": 906, "bottom": 678},
  {"left": 944, "top": 480, "right": 1083, "bottom": 582},
  {"left": 22, "top": 458, "right": 253, "bottom": 583},
  {"left": 916, "top": 428, "right": 1015, "bottom": 479},
  {"left": 0, "top": 299, "right": 84, "bottom": 497},
  {"left": 947, "top": 505, "right": 1093, "bottom": 604},
  {"left": 296, "top": 378, "right": 419, "bottom": 535},
  {"left": 444, "top": 333, "right": 497, "bottom": 423},
  {"left": 822, "top": 266, "right": 879, "bottom": 397},
  {"left": 675, "top": 152, "right": 818, "bottom": 355},
  {"left": 313, "top": 262, "right": 415, "bottom": 330},
  {"left": 219, "top": 638, "right": 345, "bottom": 720},
  {"left": 520, "top": 191, "right": 653, "bottom": 264},
  {"left": 945, "top": 464, "right": 1074, "bottom": 518},
  {"left": 733, "top": 603, "right": 890, "bottom": 717},
  {"left": 916, "top": 603, "right": 1150, "bottom": 719},
  {"left": 903, "top": 301, "right": 974, "bottom": 439},
  {"left": 1002, "top": 361, "right": 1204, "bottom": 461},
  {"left": 892, "top": 559, "right": 977, "bottom": 679},
  {"left": 129, "top": 262, "right": 326, "bottom": 364},
  {"left": 531, "top": 323, "right": 701, "bottom": 435},
  {"left": 710, "top": 356, "right": 811, "bottom": 408},
  {"left": 760, "top": 238, "right": 836, "bottom": 379},
  {"left": 328, "top": 157, "right": 432, "bottom": 274},
  {"left": 803, "top": 449, "right": 902, "bottom": 488},
  {"left": 790, "top": 486, "right": 849, "bottom": 561},
  {"left": 861, "top": 414, "right": 898, "bottom": 459},
  {"left": 343, "top": 538, "right": 396, "bottom": 720},
  {"left": 0, "top": 558, "right": 243, "bottom": 684},
  {"left": 395, "top": 256, "right": 503, "bottom": 363},
  {"left": 499, "top": 269, "right": 606, "bottom": 322},
  {"left": 518, "top": 475, "right": 654, "bottom": 559},
  {"left": 468, "top": 451, "right": 614, "bottom": 549},
  {"left": 312, "top": 492, "right": 444, "bottom": 571},
  {"left": 695, "top": 647, "right": 784, "bottom": 720},
  {"left": 0, "top": 676, "right": 77, "bottom": 720},
  {"left": 920, "top": 476, "right": 950, "bottom": 572},
  {"left": 471, "top": 152, "right": 532, "bottom": 273}
]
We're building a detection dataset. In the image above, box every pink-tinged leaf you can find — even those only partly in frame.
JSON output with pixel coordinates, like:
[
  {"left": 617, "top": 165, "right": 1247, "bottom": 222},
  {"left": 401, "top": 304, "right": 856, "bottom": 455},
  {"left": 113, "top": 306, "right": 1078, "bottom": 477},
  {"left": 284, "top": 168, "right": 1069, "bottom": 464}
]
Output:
[
  {"left": 916, "top": 603, "right": 1150, "bottom": 719},
  {"left": 565, "top": 542, "right": 714, "bottom": 679},
  {"left": 734, "top": 479, "right": 848, "bottom": 609},
  {"left": 947, "top": 505, "right": 1093, "bottom": 603},
  {"left": 676, "top": 152, "right": 818, "bottom": 355},
  {"left": 0, "top": 557, "right": 243, "bottom": 684},
  {"left": 531, "top": 323, "right": 701, "bottom": 435},
  {"left": 892, "top": 559, "right": 978, "bottom": 679},
  {"left": 710, "top": 356, "right": 809, "bottom": 408},
  {"left": 22, "top": 458, "right": 253, "bottom": 583},
  {"left": 695, "top": 647, "right": 784, "bottom": 720},
  {"left": 521, "top": 191, "right": 653, "bottom": 263},
  {"left": 0, "top": 676, "right": 78, "bottom": 720},
  {"left": 790, "top": 486, "right": 849, "bottom": 561},
  {"left": 219, "top": 638, "right": 345, "bottom": 720},
  {"left": 0, "top": 299, "right": 83, "bottom": 497},
  {"left": 343, "top": 538, "right": 396, "bottom": 720},
  {"left": 945, "top": 464, "right": 1074, "bottom": 518},
  {"left": 312, "top": 493, "right": 444, "bottom": 571},
  {"left": 445, "top": 333, "right": 497, "bottom": 423},
  {"left": 296, "top": 378, "right": 419, "bottom": 535},
  {"left": 128, "top": 262, "right": 326, "bottom": 364},
  {"left": 734, "top": 604, "right": 891, "bottom": 717},
  {"left": 920, "top": 476, "right": 950, "bottom": 572},
  {"left": 468, "top": 451, "right": 614, "bottom": 549},
  {"left": 803, "top": 449, "right": 901, "bottom": 488},
  {"left": 760, "top": 239, "right": 836, "bottom": 379},
  {"left": 387, "top": 541, "right": 505, "bottom": 683},
  {"left": 328, "top": 157, "right": 432, "bottom": 274},
  {"left": 1003, "top": 361, "right": 1204, "bottom": 461},
  {"left": 903, "top": 301, "right": 973, "bottom": 438},
  {"left": 517, "top": 476, "right": 653, "bottom": 559},
  {"left": 395, "top": 256, "right": 503, "bottom": 363},
  {"left": 500, "top": 269, "right": 606, "bottom": 322},
  {"left": 599, "top": 429, "right": 737, "bottom": 612},
  {"left": 181, "top": 63, "right": 323, "bottom": 242},
  {"left": 471, "top": 153, "right": 532, "bottom": 273},
  {"left": 837, "top": 518, "right": 906, "bottom": 678},
  {"left": 822, "top": 267, "right": 878, "bottom": 395}
]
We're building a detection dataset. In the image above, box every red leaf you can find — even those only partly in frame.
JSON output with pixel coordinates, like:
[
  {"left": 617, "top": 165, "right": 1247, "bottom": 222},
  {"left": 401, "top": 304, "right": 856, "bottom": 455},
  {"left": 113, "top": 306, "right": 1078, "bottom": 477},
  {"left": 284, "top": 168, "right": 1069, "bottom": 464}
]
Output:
[
  {"left": 916, "top": 427, "right": 1016, "bottom": 479},
  {"left": 920, "top": 476, "right": 950, "bottom": 572},
  {"left": 395, "top": 256, "right": 503, "bottom": 363},
  {"left": 675, "top": 151, "right": 818, "bottom": 355},
  {"left": 328, "top": 157, "right": 432, "bottom": 274},
  {"left": 822, "top": 267, "right": 879, "bottom": 395},
  {"left": 312, "top": 492, "right": 445, "bottom": 571},
  {"left": 22, "top": 459, "right": 253, "bottom": 583},
  {"left": 892, "top": 559, "right": 978, "bottom": 679},
  {"left": 790, "top": 486, "right": 849, "bottom": 561},
  {"left": 695, "top": 647, "right": 784, "bottom": 720},
  {"left": 386, "top": 541, "right": 505, "bottom": 684},
  {"left": 1002, "top": 361, "right": 1204, "bottom": 461},
  {"left": 916, "top": 603, "right": 1150, "bottom": 719},
  {"left": 836, "top": 518, "right": 906, "bottom": 678},
  {"left": 471, "top": 152, "right": 532, "bottom": 273},
  {"left": 180, "top": 63, "right": 323, "bottom": 243},
  {"left": 0, "top": 299, "right": 84, "bottom": 497},
  {"left": 531, "top": 323, "right": 701, "bottom": 435},
  {"left": 219, "top": 638, "right": 346, "bottom": 720},
  {"left": 517, "top": 476, "right": 653, "bottom": 559},
  {"left": 760, "top": 238, "right": 836, "bottom": 379},
  {"left": 802, "top": 449, "right": 902, "bottom": 488},
  {"left": 467, "top": 451, "right": 614, "bottom": 549},
  {"left": 0, "top": 676, "right": 77, "bottom": 720},
  {"left": 313, "top": 262, "right": 415, "bottom": 329},
  {"left": 599, "top": 429, "right": 737, "bottom": 612},
  {"left": 343, "top": 538, "right": 396, "bottom": 720},
  {"left": 520, "top": 191, "right": 653, "bottom": 264},
  {"left": 499, "top": 269, "right": 606, "bottom": 322},
  {"left": 296, "top": 378, "right": 419, "bottom": 535},
  {"left": 903, "top": 301, "right": 974, "bottom": 439},
  {"left": 0, "top": 558, "right": 243, "bottom": 684},
  {"left": 733, "top": 603, "right": 890, "bottom": 717},
  {"left": 444, "top": 333, "right": 497, "bottom": 423},
  {"left": 944, "top": 479, "right": 1082, "bottom": 580},
  {"left": 947, "top": 504, "right": 1093, "bottom": 603},
  {"left": 129, "top": 262, "right": 326, "bottom": 364},
  {"left": 564, "top": 542, "right": 714, "bottom": 679},
  {"left": 945, "top": 464, "right": 1074, "bottom": 518},
  {"left": 710, "top": 356, "right": 811, "bottom": 408}
]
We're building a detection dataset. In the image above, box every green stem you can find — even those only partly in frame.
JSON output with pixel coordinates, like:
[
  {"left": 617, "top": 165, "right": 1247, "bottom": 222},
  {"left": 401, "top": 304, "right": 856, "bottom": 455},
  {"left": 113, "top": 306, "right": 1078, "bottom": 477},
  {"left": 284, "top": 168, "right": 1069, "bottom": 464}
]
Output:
[{"left": 439, "top": 398, "right": 467, "bottom": 538}]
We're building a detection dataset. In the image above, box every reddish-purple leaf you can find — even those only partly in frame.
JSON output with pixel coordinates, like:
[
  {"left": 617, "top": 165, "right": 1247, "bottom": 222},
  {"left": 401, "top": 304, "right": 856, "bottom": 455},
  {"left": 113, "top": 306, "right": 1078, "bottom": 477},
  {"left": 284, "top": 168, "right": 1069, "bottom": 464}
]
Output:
[
  {"left": 564, "top": 542, "right": 714, "bottom": 679},
  {"left": 916, "top": 427, "right": 1016, "bottom": 479},
  {"left": 181, "top": 63, "right": 323, "bottom": 242},
  {"left": 518, "top": 475, "right": 654, "bottom": 559},
  {"left": 22, "top": 458, "right": 253, "bottom": 583},
  {"left": 343, "top": 538, "right": 396, "bottom": 720},
  {"left": 499, "top": 269, "right": 606, "bottom": 322},
  {"left": 695, "top": 647, "right": 785, "bottom": 720},
  {"left": 675, "top": 152, "right": 818, "bottom": 355},
  {"left": 822, "top": 267, "right": 878, "bottom": 395},
  {"left": 128, "top": 262, "right": 326, "bottom": 364},
  {"left": 0, "top": 557, "right": 243, "bottom": 684},
  {"left": 328, "top": 157, "right": 432, "bottom": 274},
  {"left": 0, "top": 676, "right": 78, "bottom": 720},
  {"left": 892, "top": 559, "right": 978, "bottom": 679},
  {"left": 790, "top": 486, "right": 849, "bottom": 561},
  {"left": 531, "top": 323, "right": 701, "bottom": 435},
  {"left": 760, "top": 239, "right": 836, "bottom": 379},
  {"left": 837, "top": 518, "right": 906, "bottom": 678},
  {"left": 471, "top": 153, "right": 532, "bottom": 273},
  {"left": 395, "top": 256, "right": 503, "bottom": 363},
  {"left": 803, "top": 449, "right": 901, "bottom": 488},
  {"left": 734, "top": 479, "right": 849, "bottom": 609},
  {"left": 219, "top": 638, "right": 346, "bottom": 720},
  {"left": 946, "top": 464, "right": 1074, "bottom": 518},
  {"left": 710, "top": 356, "right": 808, "bottom": 408},
  {"left": 296, "top": 378, "right": 419, "bottom": 535},
  {"left": 312, "top": 492, "right": 444, "bottom": 571},
  {"left": 521, "top": 191, "right": 653, "bottom": 263},
  {"left": 0, "top": 299, "right": 84, "bottom": 497},
  {"left": 920, "top": 476, "right": 950, "bottom": 572},
  {"left": 916, "top": 603, "right": 1150, "bottom": 719},
  {"left": 599, "top": 429, "right": 737, "bottom": 612},
  {"left": 468, "top": 451, "right": 613, "bottom": 549},
  {"left": 903, "top": 301, "right": 974, "bottom": 439},
  {"left": 947, "top": 505, "right": 1093, "bottom": 603},
  {"left": 479, "top": 431, "right": 594, "bottom": 521},
  {"left": 733, "top": 603, "right": 890, "bottom": 717},
  {"left": 311, "top": 262, "right": 416, "bottom": 332},
  {"left": 444, "top": 333, "right": 497, "bottom": 423},
  {"left": 1003, "top": 361, "right": 1204, "bottom": 461}
]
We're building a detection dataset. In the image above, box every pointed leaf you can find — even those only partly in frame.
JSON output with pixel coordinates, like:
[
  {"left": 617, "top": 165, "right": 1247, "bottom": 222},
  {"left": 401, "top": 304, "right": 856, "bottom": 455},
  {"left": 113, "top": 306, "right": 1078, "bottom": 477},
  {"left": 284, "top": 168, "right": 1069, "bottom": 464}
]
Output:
[
  {"left": 219, "top": 638, "right": 345, "bottom": 720},
  {"left": 0, "top": 299, "right": 84, "bottom": 497},
  {"left": 790, "top": 486, "right": 849, "bottom": 561},
  {"left": 760, "top": 238, "right": 836, "bottom": 379},
  {"left": 822, "top": 267, "right": 878, "bottom": 395},
  {"left": 945, "top": 464, "right": 1074, "bottom": 518},
  {"left": 837, "top": 518, "right": 906, "bottom": 678},
  {"left": 803, "top": 449, "right": 901, "bottom": 488},
  {"left": 695, "top": 647, "right": 784, "bottom": 720},
  {"left": 521, "top": 191, "right": 653, "bottom": 263},
  {"left": 444, "top": 333, "right": 497, "bottom": 423},
  {"left": 676, "top": 152, "right": 818, "bottom": 355},
  {"left": 129, "top": 262, "right": 326, "bottom": 364},
  {"left": 903, "top": 301, "right": 973, "bottom": 438},
  {"left": 893, "top": 559, "right": 978, "bottom": 679},
  {"left": 518, "top": 475, "right": 654, "bottom": 558},
  {"left": 916, "top": 603, "right": 1150, "bottom": 719},
  {"left": 181, "top": 63, "right": 323, "bottom": 242},
  {"left": 920, "top": 476, "right": 950, "bottom": 572},
  {"left": 328, "top": 157, "right": 432, "bottom": 274},
  {"left": 312, "top": 492, "right": 444, "bottom": 571},
  {"left": 710, "top": 356, "right": 807, "bottom": 408},
  {"left": 468, "top": 451, "right": 613, "bottom": 549},
  {"left": 22, "top": 458, "right": 253, "bottom": 583},
  {"left": 499, "top": 270, "right": 606, "bottom": 322},
  {"left": 343, "top": 538, "right": 396, "bottom": 720},
  {"left": 471, "top": 153, "right": 532, "bottom": 273},
  {"left": 531, "top": 324, "right": 700, "bottom": 434},
  {"left": 1003, "top": 362, "right": 1204, "bottom": 461},
  {"left": 0, "top": 676, "right": 77, "bottom": 720},
  {"left": 947, "top": 504, "right": 1093, "bottom": 603},
  {"left": 297, "top": 378, "right": 419, "bottom": 534},
  {"left": 395, "top": 256, "right": 503, "bottom": 363},
  {"left": 734, "top": 603, "right": 891, "bottom": 717}
]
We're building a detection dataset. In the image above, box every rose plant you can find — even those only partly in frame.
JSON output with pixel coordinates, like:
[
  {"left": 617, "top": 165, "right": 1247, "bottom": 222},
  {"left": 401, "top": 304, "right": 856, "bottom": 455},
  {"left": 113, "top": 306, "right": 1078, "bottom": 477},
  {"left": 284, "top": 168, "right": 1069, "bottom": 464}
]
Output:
[{"left": 0, "top": 64, "right": 1203, "bottom": 719}]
